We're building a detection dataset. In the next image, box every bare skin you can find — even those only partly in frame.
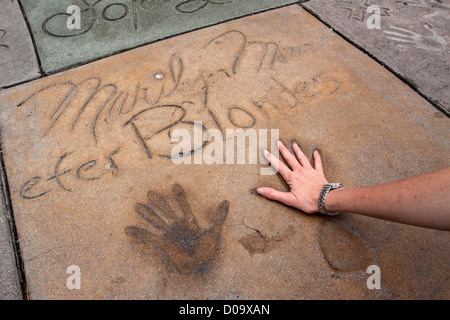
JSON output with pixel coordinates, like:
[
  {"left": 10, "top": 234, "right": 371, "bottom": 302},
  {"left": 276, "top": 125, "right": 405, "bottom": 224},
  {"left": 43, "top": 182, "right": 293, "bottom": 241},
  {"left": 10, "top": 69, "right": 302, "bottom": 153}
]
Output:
[{"left": 257, "top": 141, "right": 450, "bottom": 231}]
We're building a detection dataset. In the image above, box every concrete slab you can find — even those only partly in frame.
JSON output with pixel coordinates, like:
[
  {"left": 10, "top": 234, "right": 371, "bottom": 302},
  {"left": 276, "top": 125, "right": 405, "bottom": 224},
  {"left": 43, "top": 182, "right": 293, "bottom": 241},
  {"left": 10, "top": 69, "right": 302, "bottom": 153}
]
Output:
[
  {"left": 0, "top": 177, "right": 22, "bottom": 300},
  {"left": 0, "top": 0, "right": 41, "bottom": 88},
  {"left": 0, "top": 5, "right": 449, "bottom": 299},
  {"left": 21, "top": 0, "right": 299, "bottom": 74},
  {"left": 303, "top": 0, "right": 450, "bottom": 114}
]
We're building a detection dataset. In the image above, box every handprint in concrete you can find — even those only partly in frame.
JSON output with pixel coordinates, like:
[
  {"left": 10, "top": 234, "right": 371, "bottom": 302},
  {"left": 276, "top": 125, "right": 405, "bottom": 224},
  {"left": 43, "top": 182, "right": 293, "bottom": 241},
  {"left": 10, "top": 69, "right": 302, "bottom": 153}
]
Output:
[
  {"left": 125, "top": 184, "right": 230, "bottom": 274},
  {"left": 384, "top": 23, "right": 447, "bottom": 53}
]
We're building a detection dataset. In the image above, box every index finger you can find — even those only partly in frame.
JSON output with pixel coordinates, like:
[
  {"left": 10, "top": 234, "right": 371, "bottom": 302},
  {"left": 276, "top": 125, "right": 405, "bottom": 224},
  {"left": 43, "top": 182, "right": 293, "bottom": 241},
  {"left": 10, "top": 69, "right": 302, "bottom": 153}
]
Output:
[{"left": 264, "top": 150, "right": 291, "bottom": 180}]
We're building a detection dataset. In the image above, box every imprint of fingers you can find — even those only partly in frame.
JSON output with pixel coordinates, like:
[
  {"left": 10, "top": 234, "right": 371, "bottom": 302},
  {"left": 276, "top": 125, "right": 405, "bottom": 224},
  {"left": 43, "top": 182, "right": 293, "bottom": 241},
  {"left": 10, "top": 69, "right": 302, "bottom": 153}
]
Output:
[
  {"left": 126, "top": 184, "right": 230, "bottom": 273},
  {"left": 265, "top": 141, "right": 321, "bottom": 171}
]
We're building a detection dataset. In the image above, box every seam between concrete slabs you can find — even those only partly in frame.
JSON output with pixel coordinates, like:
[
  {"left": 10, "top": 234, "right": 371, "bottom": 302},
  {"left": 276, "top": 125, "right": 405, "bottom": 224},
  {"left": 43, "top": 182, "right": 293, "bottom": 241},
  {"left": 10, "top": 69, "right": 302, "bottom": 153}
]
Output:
[
  {"left": 299, "top": 1, "right": 449, "bottom": 118},
  {"left": 0, "top": 154, "right": 27, "bottom": 299},
  {"left": 17, "top": 0, "right": 44, "bottom": 77},
  {"left": 10, "top": 1, "right": 307, "bottom": 80}
]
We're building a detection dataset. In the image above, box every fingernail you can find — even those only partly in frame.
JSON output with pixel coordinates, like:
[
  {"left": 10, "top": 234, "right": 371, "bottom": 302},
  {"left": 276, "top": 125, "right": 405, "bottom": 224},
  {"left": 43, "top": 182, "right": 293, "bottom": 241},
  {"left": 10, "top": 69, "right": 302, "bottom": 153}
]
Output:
[
  {"left": 277, "top": 140, "right": 282, "bottom": 148},
  {"left": 264, "top": 150, "right": 271, "bottom": 158},
  {"left": 257, "top": 188, "right": 265, "bottom": 195}
]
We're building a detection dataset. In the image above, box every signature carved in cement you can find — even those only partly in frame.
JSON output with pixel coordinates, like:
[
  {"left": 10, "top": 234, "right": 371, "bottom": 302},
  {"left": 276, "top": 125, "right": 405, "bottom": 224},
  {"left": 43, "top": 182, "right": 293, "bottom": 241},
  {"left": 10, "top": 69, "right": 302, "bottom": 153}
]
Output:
[
  {"left": 176, "top": 0, "right": 232, "bottom": 14},
  {"left": 41, "top": 0, "right": 233, "bottom": 37},
  {"left": 17, "top": 31, "right": 337, "bottom": 145},
  {"left": 42, "top": 0, "right": 157, "bottom": 37},
  {"left": 16, "top": 30, "right": 340, "bottom": 199},
  {"left": 332, "top": 0, "right": 391, "bottom": 22},
  {"left": 125, "top": 184, "right": 230, "bottom": 273},
  {"left": 19, "top": 148, "right": 121, "bottom": 199}
]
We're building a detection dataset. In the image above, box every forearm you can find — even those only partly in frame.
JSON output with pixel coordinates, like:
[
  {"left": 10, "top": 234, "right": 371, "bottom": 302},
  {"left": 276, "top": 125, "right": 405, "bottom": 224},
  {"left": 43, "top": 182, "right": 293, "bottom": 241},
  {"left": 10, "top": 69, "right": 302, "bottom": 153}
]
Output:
[{"left": 325, "top": 168, "right": 450, "bottom": 231}]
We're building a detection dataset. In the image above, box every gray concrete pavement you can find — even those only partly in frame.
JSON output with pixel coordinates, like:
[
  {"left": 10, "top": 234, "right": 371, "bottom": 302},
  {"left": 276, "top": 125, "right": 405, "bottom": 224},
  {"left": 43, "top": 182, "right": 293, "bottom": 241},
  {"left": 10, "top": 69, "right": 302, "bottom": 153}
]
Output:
[
  {"left": 0, "top": 177, "right": 22, "bottom": 300},
  {"left": 302, "top": 0, "right": 450, "bottom": 114}
]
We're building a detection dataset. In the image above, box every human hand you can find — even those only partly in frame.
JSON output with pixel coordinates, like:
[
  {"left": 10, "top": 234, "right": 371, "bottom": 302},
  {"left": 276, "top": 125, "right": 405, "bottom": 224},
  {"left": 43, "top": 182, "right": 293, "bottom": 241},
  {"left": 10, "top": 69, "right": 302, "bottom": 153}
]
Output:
[{"left": 257, "top": 141, "right": 328, "bottom": 214}]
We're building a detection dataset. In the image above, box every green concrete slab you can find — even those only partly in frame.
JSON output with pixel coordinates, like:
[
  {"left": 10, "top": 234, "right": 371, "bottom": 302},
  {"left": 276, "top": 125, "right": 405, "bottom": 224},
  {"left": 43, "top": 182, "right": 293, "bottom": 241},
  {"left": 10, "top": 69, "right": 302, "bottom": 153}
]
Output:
[
  {"left": 303, "top": 0, "right": 450, "bottom": 114},
  {"left": 0, "top": 179, "right": 22, "bottom": 300},
  {"left": 21, "top": 0, "right": 299, "bottom": 74},
  {"left": 0, "top": 6, "right": 449, "bottom": 299}
]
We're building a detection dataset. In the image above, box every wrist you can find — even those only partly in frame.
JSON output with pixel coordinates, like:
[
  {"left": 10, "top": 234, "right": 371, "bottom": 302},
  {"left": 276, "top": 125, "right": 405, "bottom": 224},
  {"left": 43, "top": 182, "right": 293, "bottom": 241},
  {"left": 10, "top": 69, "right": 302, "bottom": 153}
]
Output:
[
  {"left": 318, "top": 183, "right": 344, "bottom": 216},
  {"left": 324, "top": 187, "right": 346, "bottom": 212}
]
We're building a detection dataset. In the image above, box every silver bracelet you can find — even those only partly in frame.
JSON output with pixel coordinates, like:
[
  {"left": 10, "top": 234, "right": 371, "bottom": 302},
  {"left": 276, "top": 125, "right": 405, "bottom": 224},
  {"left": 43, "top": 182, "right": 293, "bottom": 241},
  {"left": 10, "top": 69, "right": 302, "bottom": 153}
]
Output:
[{"left": 318, "top": 183, "right": 343, "bottom": 216}]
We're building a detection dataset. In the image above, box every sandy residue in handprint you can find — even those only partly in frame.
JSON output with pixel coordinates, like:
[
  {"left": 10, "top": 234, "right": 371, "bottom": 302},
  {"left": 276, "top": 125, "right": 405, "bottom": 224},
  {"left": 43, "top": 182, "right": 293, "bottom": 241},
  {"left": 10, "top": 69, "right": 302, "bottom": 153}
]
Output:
[{"left": 125, "top": 183, "right": 229, "bottom": 274}]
